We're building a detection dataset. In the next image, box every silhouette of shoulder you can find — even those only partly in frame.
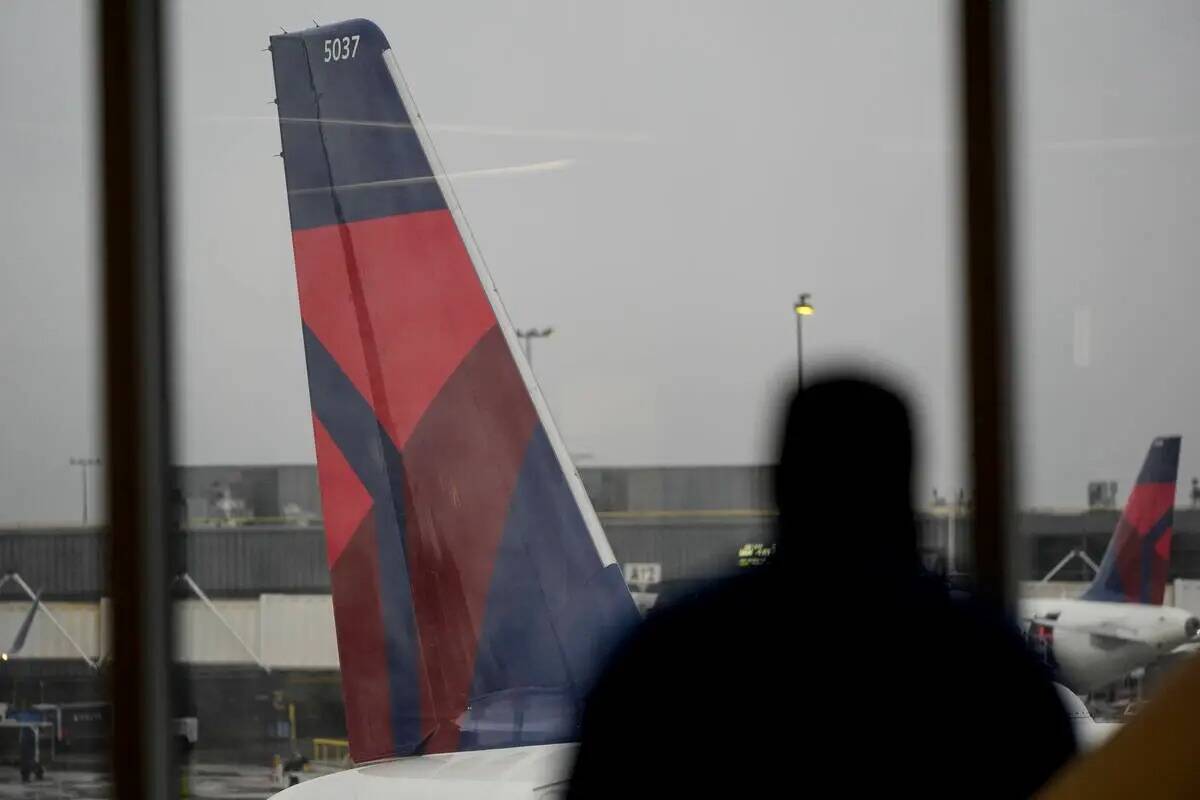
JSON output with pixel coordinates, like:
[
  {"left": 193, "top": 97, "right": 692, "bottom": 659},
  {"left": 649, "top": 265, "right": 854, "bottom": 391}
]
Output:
[{"left": 571, "top": 568, "right": 1075, "bottom": 798}]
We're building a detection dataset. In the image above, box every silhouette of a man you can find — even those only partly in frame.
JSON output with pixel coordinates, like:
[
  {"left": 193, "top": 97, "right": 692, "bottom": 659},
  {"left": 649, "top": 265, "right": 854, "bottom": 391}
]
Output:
[{"left": 570, "top": 377, "right": 1075, "bottom": 797}]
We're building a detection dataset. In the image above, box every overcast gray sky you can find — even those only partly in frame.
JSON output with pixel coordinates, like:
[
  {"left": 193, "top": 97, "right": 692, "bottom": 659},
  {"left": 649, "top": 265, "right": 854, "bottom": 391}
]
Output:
[{"left": 2, "top": 1, "right": 1200, "bottom": 523}]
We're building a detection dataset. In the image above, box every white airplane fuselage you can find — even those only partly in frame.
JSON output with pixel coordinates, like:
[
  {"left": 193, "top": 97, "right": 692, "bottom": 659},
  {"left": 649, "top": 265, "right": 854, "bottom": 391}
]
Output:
[
  {"left": 1053, "top": 684, "right": 1120, "bottom": 750},
  {"left": 1020, "top": 597, "right": 1199, "bottom": 692},
  {"left": 274, "top": 743, "right": 574, "bottom": 799}
]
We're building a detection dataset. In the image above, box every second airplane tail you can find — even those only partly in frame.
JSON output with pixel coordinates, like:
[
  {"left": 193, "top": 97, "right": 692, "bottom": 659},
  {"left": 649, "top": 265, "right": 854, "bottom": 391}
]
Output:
[{"left": 1082, "top": 436, "right": 1182, "bottom": 604}]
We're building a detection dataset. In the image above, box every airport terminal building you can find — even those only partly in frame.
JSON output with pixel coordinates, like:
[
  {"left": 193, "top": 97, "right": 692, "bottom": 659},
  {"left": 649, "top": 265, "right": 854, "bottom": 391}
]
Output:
[{"left": 3, "top": 463, "right": 1200, "bottom": 758}]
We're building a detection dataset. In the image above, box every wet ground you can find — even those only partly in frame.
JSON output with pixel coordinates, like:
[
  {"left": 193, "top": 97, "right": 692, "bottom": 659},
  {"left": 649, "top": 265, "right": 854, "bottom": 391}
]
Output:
[{"left": 0, "top": 761, "right": 325, "bottom": 799}]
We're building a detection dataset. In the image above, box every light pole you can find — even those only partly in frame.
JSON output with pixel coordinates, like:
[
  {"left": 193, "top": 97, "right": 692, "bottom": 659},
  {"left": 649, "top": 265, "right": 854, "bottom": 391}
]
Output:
[
  {"left": 515, "top": 327, "right": 554, "bottom": 368},
  {"left": 69, "top": 457, "right": 101, "bottom": 526},
  {"left": 793, "top": 294, "right": 814, "bottom": 384}
]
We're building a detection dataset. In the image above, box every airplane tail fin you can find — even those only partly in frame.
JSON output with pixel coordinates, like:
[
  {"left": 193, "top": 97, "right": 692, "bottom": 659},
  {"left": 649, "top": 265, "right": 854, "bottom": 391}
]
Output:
[
  {"left": 1081, "top": 437, "right": 1181, "bottom": 604},
  {"left": 269, "top": 19, "right": 638, "bottom": 762}
]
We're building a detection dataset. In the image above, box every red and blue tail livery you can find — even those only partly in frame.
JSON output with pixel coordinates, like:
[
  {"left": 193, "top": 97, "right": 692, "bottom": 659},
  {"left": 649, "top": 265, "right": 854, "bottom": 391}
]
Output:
[
  {"left": 1082, "top": 436, "right": 1182, "bottom": 605},
  {"left": 269, "top": 19, "right": 638, "bottom": 763}
]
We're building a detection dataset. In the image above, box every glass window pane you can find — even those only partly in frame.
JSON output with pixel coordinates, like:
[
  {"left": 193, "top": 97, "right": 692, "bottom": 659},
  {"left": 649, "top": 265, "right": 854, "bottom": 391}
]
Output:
[
  {"left": 1014, "top": 0, "right": 1200, "bottom": 735},
  {"left": 0, "top": 0, "right": 109, "bottom": 793},
  {"left": 170, "top": 2, "right": 960, "bottom": 790}
]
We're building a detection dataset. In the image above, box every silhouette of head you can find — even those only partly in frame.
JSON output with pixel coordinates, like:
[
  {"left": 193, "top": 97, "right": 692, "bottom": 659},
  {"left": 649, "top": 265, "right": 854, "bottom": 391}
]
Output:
[{"left": 774, "top": 376, "right": 916, "bottom": 575}]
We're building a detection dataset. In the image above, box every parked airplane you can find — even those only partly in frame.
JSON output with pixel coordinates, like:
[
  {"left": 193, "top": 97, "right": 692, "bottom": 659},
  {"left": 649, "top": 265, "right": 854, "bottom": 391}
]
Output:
[
  {"left": 269, "top": 18, "right": 638, "bottom": 797},
  {"left": 1020, "top": 436, "right": 1198, "bottom": 693}
]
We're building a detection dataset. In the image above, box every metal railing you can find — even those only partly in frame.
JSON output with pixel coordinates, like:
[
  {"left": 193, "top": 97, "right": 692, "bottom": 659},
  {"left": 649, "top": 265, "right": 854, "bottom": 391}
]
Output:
[{"left": 312, "top": 737, "right": 351, "bottom": 766}]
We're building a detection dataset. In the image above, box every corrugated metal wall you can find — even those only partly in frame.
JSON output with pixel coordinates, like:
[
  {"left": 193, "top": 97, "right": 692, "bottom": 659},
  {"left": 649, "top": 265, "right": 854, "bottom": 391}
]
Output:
[
  {"left": 604, "top": 517, "right": 771, "bottom": 583},
  {"left": 8, "top": 464, "right": 1200, "bottom": 599},
  {"left": 185, "top": 527, "right": 328, "bottom": 596},
  {"left": 0, "top": 527, "right": 331, "bottom": 599},
  {"left": 580, "top": 466, "right": 774, "bottom": 512},
  {"left": 0, "top": 529, "right": 104, "bottom": 599},
  {"left": 6, "top": 517, "right": 1200, "bottom": 597}
]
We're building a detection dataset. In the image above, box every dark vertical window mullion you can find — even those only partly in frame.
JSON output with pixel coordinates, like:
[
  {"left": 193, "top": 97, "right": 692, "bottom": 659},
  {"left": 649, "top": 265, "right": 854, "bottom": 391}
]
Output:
[
  {"left": 99, "top": 0, "right": 176, "bottom": 796},
  {"left": 958, "top": 0, "right": 1017, "bottom": 612}
]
